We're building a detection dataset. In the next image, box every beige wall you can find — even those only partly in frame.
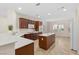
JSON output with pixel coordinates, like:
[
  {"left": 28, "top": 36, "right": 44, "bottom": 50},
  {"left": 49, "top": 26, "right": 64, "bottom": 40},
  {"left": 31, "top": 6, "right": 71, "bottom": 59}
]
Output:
[
  {"left": 7, "top": 10, "right": 17, "bottom": 32},
  {"left": 0, "top": 17, "right": 8, "bottom": 33},
  {"left": 0, "top": 10, "right": 18, "bottom": 33}
]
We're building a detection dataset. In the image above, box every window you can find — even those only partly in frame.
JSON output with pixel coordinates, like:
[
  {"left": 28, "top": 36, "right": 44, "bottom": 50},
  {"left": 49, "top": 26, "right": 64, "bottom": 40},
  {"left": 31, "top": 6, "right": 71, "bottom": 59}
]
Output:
[
  {"left": 53, "top": 24, "right": 58, "bottom": 31},
  {"left": 59, "top": 24, "right": 64, "bottom": 32},
  {"left": 53, "top": 24, "right": 64, "bottom": 32}
]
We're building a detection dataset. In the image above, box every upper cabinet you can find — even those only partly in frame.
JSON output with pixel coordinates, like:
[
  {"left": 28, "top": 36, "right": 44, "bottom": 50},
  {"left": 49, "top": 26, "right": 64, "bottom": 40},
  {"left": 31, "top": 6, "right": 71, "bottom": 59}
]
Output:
[
  {"left": 19, "top": 18, "right": 42, "bottom": 31},
  {"left": 34, "top": 21, "right": 42, "bottom": 31},
  {"left": 28, "top": 19, "right": 35, "bottom": 24},
  {"left": 19, "top": 18, "right": 28, "bottom": 28}
]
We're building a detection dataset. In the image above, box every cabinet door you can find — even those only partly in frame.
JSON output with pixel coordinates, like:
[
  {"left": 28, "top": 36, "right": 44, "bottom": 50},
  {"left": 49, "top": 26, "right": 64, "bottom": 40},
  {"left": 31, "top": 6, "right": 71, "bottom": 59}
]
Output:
[
  {"left": 39, "top": 37, "right": 48, "bottom": 50},
  {"left": 19, "top": 18, "right": 28, "bottom": 28},
  {"left": 23, "top": 34, "right": 31, "bottom": 39},
  {"left": 15, "top": 43, "right": 34, "bottom": 55},
  {"left": 34, "top": 21, "right": 39, "bottom": 31}
]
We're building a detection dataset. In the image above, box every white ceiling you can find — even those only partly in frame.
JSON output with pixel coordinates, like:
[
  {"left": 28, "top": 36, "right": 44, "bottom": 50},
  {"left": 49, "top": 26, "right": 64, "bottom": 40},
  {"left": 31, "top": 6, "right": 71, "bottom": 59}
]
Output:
[{"left": 0, "top": 3, "right": 79, "bottom": 19}]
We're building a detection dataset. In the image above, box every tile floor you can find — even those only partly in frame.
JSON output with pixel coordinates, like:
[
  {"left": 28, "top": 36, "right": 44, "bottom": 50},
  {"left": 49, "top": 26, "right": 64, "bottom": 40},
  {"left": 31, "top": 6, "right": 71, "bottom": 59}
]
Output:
[{"left": 34, "top": 37, "right": 78, "bottom": 55}]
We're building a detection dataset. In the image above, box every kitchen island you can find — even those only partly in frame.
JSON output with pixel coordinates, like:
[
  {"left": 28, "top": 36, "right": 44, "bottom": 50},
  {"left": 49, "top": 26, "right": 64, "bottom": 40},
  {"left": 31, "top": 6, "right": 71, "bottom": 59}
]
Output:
[{"left": 39, "top": 33, "right": 55, "bottom": 50}]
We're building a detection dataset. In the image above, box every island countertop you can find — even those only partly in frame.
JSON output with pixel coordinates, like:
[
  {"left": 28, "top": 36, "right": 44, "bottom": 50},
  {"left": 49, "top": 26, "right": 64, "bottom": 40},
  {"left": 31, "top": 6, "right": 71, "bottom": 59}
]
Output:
[{"left": 39, "top": 33, "right": 55, "bottom": 36}]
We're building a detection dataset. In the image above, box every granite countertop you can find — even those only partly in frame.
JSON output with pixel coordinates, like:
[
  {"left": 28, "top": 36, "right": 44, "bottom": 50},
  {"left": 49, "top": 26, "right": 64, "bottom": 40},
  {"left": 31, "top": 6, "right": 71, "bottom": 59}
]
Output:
[
  {"left": 15, "top": 29, "right": 42, "bottom": 37},
  {"left": 15, "top": 38, "right": 33, "bottom": 49},
  {"left": 0, "top": 33, "right": 34, "bottom": 49},
  {"left": 0, "top": 29, "right": 41, "bottom": 48},
  {"left": 39, "top": 33, "right": 55, "bottom": 36},
  {"left": 0, "top": 33, "right": 19, "bottom": 46}
]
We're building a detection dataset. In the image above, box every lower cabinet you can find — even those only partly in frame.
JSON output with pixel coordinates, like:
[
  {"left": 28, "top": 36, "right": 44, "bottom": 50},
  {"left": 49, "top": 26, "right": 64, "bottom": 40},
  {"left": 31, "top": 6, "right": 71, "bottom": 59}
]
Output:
[
  {"left": 39, "top": 34, "right": 55, "bottom": 50},
  {"left": 23, "top": 32, "right": 42, "bottom": 40},
  {"left": 15, "top": 43, "right": 34, "bottom": 55}
]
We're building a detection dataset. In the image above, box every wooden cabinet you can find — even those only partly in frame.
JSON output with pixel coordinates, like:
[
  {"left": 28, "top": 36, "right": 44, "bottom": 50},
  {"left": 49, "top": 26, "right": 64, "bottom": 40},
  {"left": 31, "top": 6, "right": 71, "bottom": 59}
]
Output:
[
  {"left": 34, "top": 21, "right": 40, "bottom": 31},
  {"left": 19, "top": 18, "right": 28, "bottom": 28},
  {"left": 23, "top": 32, "right": 42, "bottom": 40},
  {"left": 28, "top": 20, "right": 35, "bottom": 24},
  {"left": 15, "top": 43, "right": 34, "bottom": 55},
  {"left": 19, "top": 18, "right": 42, "bottom": 31},
  {"left": 23, "top": 33, "right": 34, "bottom": 40},
  {"left": 39, "top": 34, "right": 55, "bottom": 50},
  {"left": 34, "top": 21, "right": 42, "bottom": 31}
]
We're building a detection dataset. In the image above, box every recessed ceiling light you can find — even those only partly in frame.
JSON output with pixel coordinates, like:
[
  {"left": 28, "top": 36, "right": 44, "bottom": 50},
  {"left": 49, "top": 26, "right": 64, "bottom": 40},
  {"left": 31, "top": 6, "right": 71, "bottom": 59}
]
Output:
[
  {"left": 63, "top": 8, "right": 67, "bottom": 11},
  {"left": 61, "top": 7, "right": 67, "bottom": 11},
  {"left": 48, "top": 13, "right": 51, "bottom": 15},
  {"left": 18, "top": 7, "right": 22, "bottom": 10},
  {"left": 38, "top": 15, "right": 41, "bottom": 18}
]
